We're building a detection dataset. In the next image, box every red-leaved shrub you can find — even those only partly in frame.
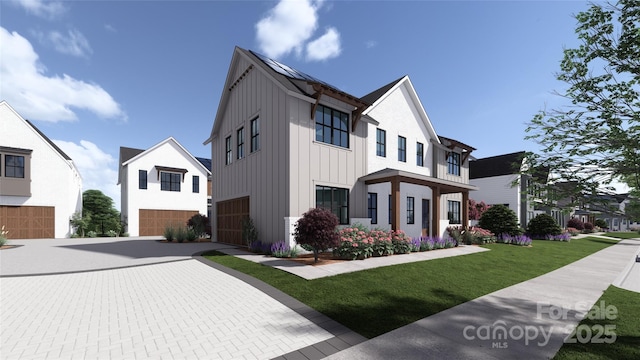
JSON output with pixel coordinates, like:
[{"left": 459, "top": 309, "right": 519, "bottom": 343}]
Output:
[
  {"left": 567, "top": 218, "right": 584, "bottom": 230},
  {"left": 294, "top": 208, "right": 340, "bottom": 263},
  {"left": 583, "top": 222, "right": 594, "bottom": 230}
]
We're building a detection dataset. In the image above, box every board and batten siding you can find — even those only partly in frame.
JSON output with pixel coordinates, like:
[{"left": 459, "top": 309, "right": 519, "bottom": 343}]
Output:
[
  {"left": 433, "top": 147, "right": 470, "bottom": 184},
  {"left": 288, "top": 96, "right": 368, "bottom": 219},
  {"left": 469, "top": 174, "right": 521, "bottom": 223},
  {"left": 212, "top": 55, "right": 289, "bottom": 244}
]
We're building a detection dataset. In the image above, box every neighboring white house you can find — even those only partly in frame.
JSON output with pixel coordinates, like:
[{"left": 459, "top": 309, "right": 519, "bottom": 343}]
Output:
[
  {"left": 205, "top": 47, "right": 477, "bottom": 246},
  {"left": 0, "top": 101, "right": 82, "bottom": 239},
  {"left": 118, "top": 137, "right": 211, "bottom": 236}
]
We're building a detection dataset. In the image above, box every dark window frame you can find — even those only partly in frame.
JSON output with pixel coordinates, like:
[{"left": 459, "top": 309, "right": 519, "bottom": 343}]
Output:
[
  {"left": 138, "top": 170, "right": 147, "bottom": 190},
  {"left": 4, "top": 154, "right": 25, "bottom": 178},
  {"left": 315, "top": 185, "right": 350, "bottom": 225},
  {"left": 417, "top": 142, "right": 424, "bottom": 166},
  {"left": 398, "top": 136, "right": 406, "bottom": 162},
  {"left": 448, "top": 200, "right": 461, "bottom": 224},
  {"left": 407, "top": 197, "right": 415, "bottom": 224},
  {"left": 192, "top": 175, "right": 199, "bottom": 193},
  {"left": 388, "top": 194, "right": 392, "bottom": 224},
  {"left": 237, "top": 127, "right": 245, "bottom": 160},
  {"left": 376, "top": 128, "right": 386, "bottom": 157},
  {"left": 250, "top": 117, "right": 260, "bottom": 153},
  {"left": 315, "top": 104, "right": 349, "bottom": 148},
  {"left": 447, "top": 152, "right": 461, "bottom": 176},
  {"left": 160, "top": 172, "right": 181, "bottom": 192},
  {"left": 368, "top": 192, "right": 378, "bottom": 224},
  {"left": 225, "top": 136, "right": 232, "bottom": 165}
]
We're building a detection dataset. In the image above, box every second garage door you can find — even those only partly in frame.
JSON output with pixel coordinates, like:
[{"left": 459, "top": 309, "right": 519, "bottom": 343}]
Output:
[
  {"left": 0, "top": 206, "right": 55, "bottom": 239},
  {"left": 216, "top": 197, "right": 249, "bottom": 246},
  {"left": 138, "top": 209, "right": 199, "bottom": 236}
]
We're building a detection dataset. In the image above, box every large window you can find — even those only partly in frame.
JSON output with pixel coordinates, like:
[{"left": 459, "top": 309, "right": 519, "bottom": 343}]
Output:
[
  {"left": 407, "top": 197, "right": 415, "bottom": 224},
  {"left": 5, "top": 155, "right": 24, "bottom": 178},
  {"left": 368, "top": 192, "right": 378, "bottom": 224},
  {"left": 448, "top": 200, "right": 461, "bottom": 224},
  {"left": 250, "top": 117, "right": 260, "bottom": 152},
  {"left": 447, "top": 152, "right": 461, "bottom": 176},
  {"left": 316, "top": 185, "right": 349, "bottom": 224},
  {"left": 315, "top": 105, "right": 349, "bottom": 148},
  {"left": 398, "top": 136, "right": 406, "bottom": 162},
  {"left": 192, "top": 175, "right": 199, "bottom": 193},
  {"left": 417, "top": 142, "right": 424, "bottom": 166},
  {"left": 161, "top": 172, "right": 181, "bottom": 192},
  {"left": 225, "top": 136, "right": 232, "bottom": 165},
  {"left": 376, "top": 128, "right": 386, "bottom": 157},
  {"left": 237, "top": 127, "right": 244, "bottom": 159},
  {"left": 138, "top": 170, "right": 147, "bottom": 189}
]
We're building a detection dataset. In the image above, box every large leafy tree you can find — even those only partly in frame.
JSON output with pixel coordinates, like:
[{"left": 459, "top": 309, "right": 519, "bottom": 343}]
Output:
[
  {"left": 83, "top": 190, "right": 121, "bottom": 235},
  {"left": 523, "top": 0, "right": 639, "bottom": 209}
]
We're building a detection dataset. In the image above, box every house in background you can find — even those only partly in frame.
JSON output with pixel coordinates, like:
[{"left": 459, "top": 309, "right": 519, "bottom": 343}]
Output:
[
  {"left": 118, "top": 137, "right": 211, "bottom": 236},
  {"left": 469, "top": 151, "right": 555, "bottom": 228},
  {"left": 0, "top": 101, "right": 82, "bottom": 238},
  {"left": 205, "top": 47, "right": 477, "bottom": 246}
]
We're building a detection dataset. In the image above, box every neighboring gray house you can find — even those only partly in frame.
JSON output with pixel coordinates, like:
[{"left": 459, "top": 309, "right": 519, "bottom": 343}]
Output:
[{"left": 205, "top": 47, "right": 477, "bottom": 246}]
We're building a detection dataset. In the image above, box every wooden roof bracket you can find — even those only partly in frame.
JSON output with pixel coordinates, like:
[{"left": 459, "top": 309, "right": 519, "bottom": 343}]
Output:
[
  {"left": 351, "top": 106, "right": 365, "bottom": 132},
  {"left": 462, "top": 151, "right": 471, "bottom": 163},
  {"left": 310, "top": 87, "right": 324, "bottom": 121}
]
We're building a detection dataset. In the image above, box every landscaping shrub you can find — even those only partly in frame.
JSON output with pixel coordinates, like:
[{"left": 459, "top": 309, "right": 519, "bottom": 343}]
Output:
[
  {"left": 391, "top": 230, "right": 412, "bottom": 254},
  {"left": 0, "top": 225, "right": 8, "bottom": 246},
  {"left": 242, "top": 217, "right": 258, "bottom": 247},
  {"left": 87, "top": 230, "right": 97, "bottom": 238},
  {"left": 497, "top": 234, "right": 532, "bottom": 246},
  {"left": 446, "top": 226, "right": 463, "bottom": 243},
  {"left": 175, "top": 226, "right": 187, "bottom": 243},
  {"left": 583, "top": 222, "right": 594, "bottom": 231},
  {"left": 187, "top": 214, "right": 211, "bottom": 238},
  {"left": 186, "top": 228, "right": 197, "bottom": 242},
  {"left": 164, "top": 226, "right": 175, "bottom": 242},
  {"left": 594, "top": 219, "right": 608, "bottom": 229},
  {"left": 370, "top": 229, "right": 394, "bottom": 256},
  {"left": 526, "top": 213, "right": 562, "bottom": 239},
  {"left": 294, "top": 208, "right": 340, "bottom": 263},
  {"left": 545, "top": 233, "right": 571, "bottom": 242},
  {"left": 106, "top": 229, "right": 118, "bottom": 237},
  {"left": 566, "top": 227, "right": 580, "bottom": 236},
  {"left": 463, "top": 227, "right": 496, "bottom": 245},
  {"left": 334, "top": 227, "right": 374, "bottom": 260},
  {"left": 248, "top": 240, "right": 271, "bottom": 254},
  {"left": 270, "top": 241, "right": 298, "bottom": 258},
  {"left": 567, "top": 218, "right": 584, "bottom": 230},
  {"left": 478, "top": 205, "right": 521, "bottom": 236}
]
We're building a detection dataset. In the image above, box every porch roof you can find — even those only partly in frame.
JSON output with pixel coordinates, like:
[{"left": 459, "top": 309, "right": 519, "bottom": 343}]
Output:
[{"left": 359, "top": 168, "right": 478, "bottom": 194}]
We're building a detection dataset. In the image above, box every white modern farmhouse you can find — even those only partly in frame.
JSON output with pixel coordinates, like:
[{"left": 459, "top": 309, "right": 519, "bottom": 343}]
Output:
[
  {"left": 0, "top": 101, "right": 82, "bottom": 238},
  {"left": 205, "top": 47, "right": 477, "bottom": 246},
  {"left": 118, "top": 137, "right": 211, "bottom": 236}
]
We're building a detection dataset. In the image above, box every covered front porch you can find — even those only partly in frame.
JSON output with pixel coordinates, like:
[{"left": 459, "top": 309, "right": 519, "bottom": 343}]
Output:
[{"left": 360, "top": 168, "right": 478, "bottom": 238}]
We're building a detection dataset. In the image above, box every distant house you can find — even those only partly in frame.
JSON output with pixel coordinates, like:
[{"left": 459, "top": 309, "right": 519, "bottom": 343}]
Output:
[
  {"left": 205, "top": 47, "right": 477, "bottom": 246},
  {"left": 0, "top": 101, "right": 82, "bottom": 238},
  {"left": 118, "top": 137, "right": 211, "bottom": 236},
  {"left": 469, "top": 151, "right": 557, "bottom": 228}
]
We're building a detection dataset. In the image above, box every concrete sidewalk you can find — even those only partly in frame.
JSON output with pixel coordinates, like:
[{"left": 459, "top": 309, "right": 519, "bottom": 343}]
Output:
[{"left": 325, "top": 238, "right": 640, "bottom": 360}]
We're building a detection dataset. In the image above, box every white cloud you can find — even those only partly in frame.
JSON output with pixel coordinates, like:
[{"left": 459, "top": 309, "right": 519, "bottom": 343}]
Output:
[
  {"left": 10, "top": 0, "right": 66, "bottom": 19},
  {"left": 104, "top": 24, "right": 117, "bottom": 33},
  {"left": 365, "top": 40, "right": 377, "bottom": 49},
  {"left": 306, "top": 27, "right": 341, "bottom": 61},
  {"left": 255, "top": 0, "right": 319, "bottom": 59},
  {"left": 54, "top": 139, "right": 121, "bottom": 211},
  {"left": 34, "top": 28, "right": 93, "bottom": 57},
  {"left": 0, "top": 27, "right": 126, "bottom": 123}
]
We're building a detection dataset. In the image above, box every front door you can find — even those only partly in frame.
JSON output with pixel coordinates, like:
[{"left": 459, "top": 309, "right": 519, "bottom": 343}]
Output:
[{"left": 422, "top": 199, "right": 430, "bottom": 236}]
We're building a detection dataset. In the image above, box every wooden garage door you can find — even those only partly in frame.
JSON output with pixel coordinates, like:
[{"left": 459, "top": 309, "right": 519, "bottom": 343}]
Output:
[
  {"left": 0, "top": 206, "right": 55, "bottom": 239},
  {"left": 216, "top": 197, "right": 249, "bottom": 246},
  {"left": 138, "top": 209, "right": 199, "bottom": 236}
]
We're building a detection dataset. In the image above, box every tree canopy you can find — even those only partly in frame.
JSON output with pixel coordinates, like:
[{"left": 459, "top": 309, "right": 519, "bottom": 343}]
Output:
[
  {"left": 523, "top": 0, "right": 639, "bottom": 209},
  {"left": 82, "top": 189, "right": 121, "bottom": 235}
]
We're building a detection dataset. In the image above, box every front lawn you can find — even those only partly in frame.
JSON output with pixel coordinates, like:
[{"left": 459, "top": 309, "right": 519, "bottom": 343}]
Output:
[
  {"left": 203, "top": 237, "right": 618, "bottom": 339},
  {"left": 604, "top": 232, "right": 640, "bottom": 239},
  {"left": 553, "top": 285, "right": 640, "bottom": 360}
]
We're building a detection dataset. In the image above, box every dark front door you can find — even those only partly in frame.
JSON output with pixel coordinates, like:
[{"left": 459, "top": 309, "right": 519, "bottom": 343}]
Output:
[{"left": 422, "top": 199, "right": 430, "bottom": 236}]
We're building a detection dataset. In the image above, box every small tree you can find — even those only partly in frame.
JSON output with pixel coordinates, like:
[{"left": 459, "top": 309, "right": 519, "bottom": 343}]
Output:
[
  {"left": 468, "top": 199, "right": 490, "bottom": 221},
  {"left": 294, "top": 208, "right": 340, "bottom": 263},
  {"left": 526, "top": 213, "right": 562, "bottom": 238},
  {"left": 594, "top": 218, "right": 608, "bottom": 229},
  {"left": 187, "top": 214, "right": 210, "bottom": 238},
  {"left": 70, "top": 211, "right": 91, "bottom": 237},
  {"left": 478, "top": 205, "right": 521, "bottom": 236}
]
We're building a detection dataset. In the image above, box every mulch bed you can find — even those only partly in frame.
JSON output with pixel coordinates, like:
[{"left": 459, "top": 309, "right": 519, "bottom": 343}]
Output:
[
  {"left": 0, "top": 244, "right": 23, "bottom": 250},
  {"left": 157, "top": 238, "right": 211, "bottom": 243},
  {"left": 285, "top": 252, "right": 348, "bottom": 266}
]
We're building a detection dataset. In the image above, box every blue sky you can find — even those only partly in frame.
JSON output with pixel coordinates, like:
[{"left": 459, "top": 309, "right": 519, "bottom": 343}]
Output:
[{"left": 2, "top": 0, "right": 615, "bottom": 210}]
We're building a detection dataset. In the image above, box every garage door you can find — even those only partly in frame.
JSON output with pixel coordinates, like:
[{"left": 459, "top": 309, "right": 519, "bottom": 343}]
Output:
[
  {"left": 138, "top": 209, "right": 199, "bottom": 236},
  {"left": 0, "top": 206, "right": 55, "bottom": 239},
  {"left": 216, "top": 197, "right": 249, "bottom": 246}
]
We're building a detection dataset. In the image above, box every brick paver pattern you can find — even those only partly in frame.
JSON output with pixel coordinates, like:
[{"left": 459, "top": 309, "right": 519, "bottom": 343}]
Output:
[{"left": 1, "top": 260, "right": 332, "bottom": 359}]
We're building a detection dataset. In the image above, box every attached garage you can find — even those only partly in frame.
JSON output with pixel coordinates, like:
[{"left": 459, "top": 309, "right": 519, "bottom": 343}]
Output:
[
  {"left": 216, "top": 196, "right": 249, "bottom": 245},
  {"left": 138, "top": 209, "right": 199, "bottom": 236},
  {"left": 0, "top": 206, "right": 55, "bottom": 239}
]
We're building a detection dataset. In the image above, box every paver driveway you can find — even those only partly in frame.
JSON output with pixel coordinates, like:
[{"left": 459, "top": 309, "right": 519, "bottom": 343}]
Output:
[{"left": 0, "top": 237, "right": 339, "bottom": 359}]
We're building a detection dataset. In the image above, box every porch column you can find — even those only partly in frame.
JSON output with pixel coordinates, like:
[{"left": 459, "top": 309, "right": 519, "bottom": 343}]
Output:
[
  {"left": 391, "top": 177, "right": 401, "bottom": 231},
  {"left": 432, "top": 186, "right": 440, "bottom": 237},
  {"left": 462, "top": 191, "right": 469, "bottom": 230}
]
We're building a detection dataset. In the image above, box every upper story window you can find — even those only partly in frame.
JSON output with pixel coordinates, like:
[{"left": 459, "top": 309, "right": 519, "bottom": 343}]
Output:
[
  {"left": 447, "top": 152, "right": 461, "bottom": 176},
  {"left": 398, "top": 136, "right": 406, "bottom": 162},
  {"left": 237, "top": 127, "right": 245, "bottom": 160},
  {"left": 192, "top": 175, "right": 199, "bottom": 193},
  {"left": 138, "top": 170, "right": 147, "bottom": 189},
  {"left": 316, "top": 185, "right": 349, "bottom": 224},
  {"left": 225, "top": 136, "right": 232, "bottom": 165},
  {"left": 417, "top": 142, "right": 424, "bottom": 166},
  {"left": 315, "top": 104, "right": 349, "bottom": 148},
  {"left": 250, "top": 117, "right": 260, "bottom": 152},
  {"left": 160, "top": 172, "right": 181, "bottom": 192},
  {"left": 376, "top": 128, "right": 386, "bottom": 157},
  {"left": 5, "top": 155, "right": 24, "bottom": 178}
]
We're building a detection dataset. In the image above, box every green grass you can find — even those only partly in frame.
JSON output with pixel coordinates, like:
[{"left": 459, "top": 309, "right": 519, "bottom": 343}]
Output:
[
  {"left": 553, "top": 286, "right": 640, "bottom": 360},
  {"left": 604, "top": 232, "right": 640, "bottom": 239},
  {"left": 203, "top": 237, "right": 618, "bottom": 339}
]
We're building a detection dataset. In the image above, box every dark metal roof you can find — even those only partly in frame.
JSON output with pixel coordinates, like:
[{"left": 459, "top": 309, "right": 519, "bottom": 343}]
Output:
[
  {"left": 195, "top": 157, "right": 212, "bottom": 171},
  {"left": 360, "top": 76, "right": 405, "bottom": 106},
  {"left": 25, "top": 119, "right": 71, "bottom": 160},
  {"left": 469, "top": 151, "right": 526, "bottom": 179},
  {"left": 438, "top": 136, "right": 476, "bottom": 152},
  {"left": 119, "top": 146, "right": 144, "bottom": 165}
]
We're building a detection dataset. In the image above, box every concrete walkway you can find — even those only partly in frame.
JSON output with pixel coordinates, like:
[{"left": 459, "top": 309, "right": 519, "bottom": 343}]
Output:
[{"left": 325, "top": 237, "right": 640, "bottom": 360}]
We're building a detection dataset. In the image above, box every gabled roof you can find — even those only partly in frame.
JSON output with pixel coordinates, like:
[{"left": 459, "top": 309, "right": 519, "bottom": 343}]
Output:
[
  {"left": 195, "top": 157, "right": 212, "bottom": 171},
  {"left": 360, "top": 76, "right": 405, "bottom": 106},
  {"left": 470, "top": 151, "right": 526, "bottom": 179}
]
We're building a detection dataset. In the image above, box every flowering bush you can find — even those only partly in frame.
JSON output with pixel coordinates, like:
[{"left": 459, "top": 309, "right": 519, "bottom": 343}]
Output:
[
  {"left": 446, "top": 226, "right": 463, "bottom": 243},
  {"left": 497, "top": 234, "right": 532, "bottom": 246},
  {"left": 249, "top": 240, "right": 272, "bottom": 254},
  {"left": 566, "top": 227, "right": 580, "bottom": 236},
  {"left": 463, "top": 226, "right": 496, "bottom": 245},
  {"left": 333, "top": 227, "right": 374, "bottom": 260},
  {"left": 545, "top": 233, "right": 571, "bottom": 242},
  {"left": 270, "top": 241, "right": 298, "bottom": 258},
  {"left": 567, "top": 218, "right": 584, "bottom": 230},
  {"left": 370, "top": 229, "right": 394, "bottom": 256},
  {"left": 391, "top": 230, "right": 412, "bottom": 254}
]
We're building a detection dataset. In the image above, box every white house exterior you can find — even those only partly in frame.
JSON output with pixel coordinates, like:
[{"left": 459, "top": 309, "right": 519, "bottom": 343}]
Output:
[
  {"left": 206, "top": 47, "right": 477, "bottom": 246},
  {"left": 118, "top": 137, "right": 211, "bottom": 236},
  {"left": 0, "top": 101, "right": 82, "bottom": 239}
]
